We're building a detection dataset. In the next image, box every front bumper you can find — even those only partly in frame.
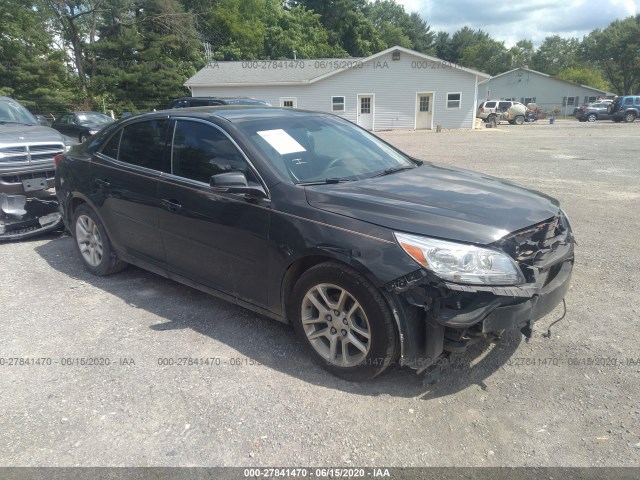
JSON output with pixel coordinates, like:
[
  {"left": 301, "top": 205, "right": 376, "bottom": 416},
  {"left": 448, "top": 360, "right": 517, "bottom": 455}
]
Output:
[{"left": 388, "top": 214, "right": 575, "bottom": 370}]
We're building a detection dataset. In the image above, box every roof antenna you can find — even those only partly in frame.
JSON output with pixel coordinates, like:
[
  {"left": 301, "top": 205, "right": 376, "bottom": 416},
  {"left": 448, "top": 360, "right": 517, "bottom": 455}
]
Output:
[{"left": 204, "top": 41, "right": 212, "bottom": 65}]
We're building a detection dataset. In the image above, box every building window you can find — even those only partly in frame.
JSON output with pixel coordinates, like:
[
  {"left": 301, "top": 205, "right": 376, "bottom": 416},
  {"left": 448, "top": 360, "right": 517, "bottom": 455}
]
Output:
[
  {"left": 360, "top": 97, "right": 371, "bottom": 114},
  {"left": 521, "top": 97, "right": 536, "bottom": 105},
  {"left": 332, "top": 96, "right": 345, "bottom": 111},
  {"left": 446, "top": 93, "right": 461, "bottom": 109},
  {"left": 563, "top": 96, "right": 580, "bottom": 107},
  {"left": 280, "top": 97, "right": 297, "bottom": 108},
  {"left": 585, "top": 96, "right": 597, "bottom": 104},
  {"left": 419, "top": 96, "right": 430, "bottom": 112}
]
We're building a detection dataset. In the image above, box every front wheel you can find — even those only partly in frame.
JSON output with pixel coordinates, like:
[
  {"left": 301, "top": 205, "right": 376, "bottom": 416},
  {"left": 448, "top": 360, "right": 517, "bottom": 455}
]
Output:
[
  {"left": 288, "top": 262, "right": 399, "bottom": 381},
  {"left": 514, "top": 115, "right": 524, "bottom": 125},
  {"left": 587, "top": 114, "right": 597, "bottom": 122},
  {"left": 72, "top": 204, "right": 127, "bottom": 276}
]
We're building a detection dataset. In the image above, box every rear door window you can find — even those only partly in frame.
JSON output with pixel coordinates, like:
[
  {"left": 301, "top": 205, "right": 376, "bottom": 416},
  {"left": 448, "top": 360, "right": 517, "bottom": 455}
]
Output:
[
  {"left": 116, "top": 119, "right": 170, "bottom": 171},
  {"left": 498, "top": 101, "right": 511, "bottom": 111}
]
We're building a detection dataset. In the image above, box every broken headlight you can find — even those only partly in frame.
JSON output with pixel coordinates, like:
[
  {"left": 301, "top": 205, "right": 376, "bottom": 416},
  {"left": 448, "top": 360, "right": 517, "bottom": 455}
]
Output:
[{"left": 394, "top": 232, "right": 525, "bottom": 285}]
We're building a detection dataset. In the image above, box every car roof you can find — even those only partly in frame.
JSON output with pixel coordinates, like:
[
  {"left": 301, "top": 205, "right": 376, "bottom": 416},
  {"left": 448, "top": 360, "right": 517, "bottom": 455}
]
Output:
[{"left": 138, "top": 106, "right": 329, "bottom": 124}]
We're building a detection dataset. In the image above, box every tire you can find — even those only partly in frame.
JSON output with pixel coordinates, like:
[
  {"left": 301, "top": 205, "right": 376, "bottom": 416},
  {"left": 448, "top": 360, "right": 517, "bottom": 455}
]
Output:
[
  {"left": 486, "top": 114, "right": 496, "bottom": 124},
  {"left": 514, "top": 115, "right": 524, "bottom": 125},
  {"left": 624, "top": 112, "right": 636, "bottom": 123},
  {"left": 587, "top": 114, "right": 597, "bottom": 122},
  {"left": 288, "top": 261, "right": 399, "bottom": 381},
  {"left": 72, "top": 204, "right": 127, "bottom": 276}
]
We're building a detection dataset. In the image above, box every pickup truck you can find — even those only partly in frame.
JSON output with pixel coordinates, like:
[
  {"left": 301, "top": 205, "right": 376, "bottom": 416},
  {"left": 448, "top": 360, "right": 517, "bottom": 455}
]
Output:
[{"left": 0, "top": 96, "right": 66, "bottom": 240}]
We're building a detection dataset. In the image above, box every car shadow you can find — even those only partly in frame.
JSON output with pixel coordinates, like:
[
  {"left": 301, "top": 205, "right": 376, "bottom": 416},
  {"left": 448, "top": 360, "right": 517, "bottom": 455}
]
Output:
[{"left": 35, "top": 236, "right": 523, "bottom": 400}]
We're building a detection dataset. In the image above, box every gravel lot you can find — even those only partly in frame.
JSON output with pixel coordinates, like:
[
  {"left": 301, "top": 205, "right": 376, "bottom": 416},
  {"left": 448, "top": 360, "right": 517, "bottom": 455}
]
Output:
[{"left": 1, "top": 120, "right": 639, "bottom": 468}]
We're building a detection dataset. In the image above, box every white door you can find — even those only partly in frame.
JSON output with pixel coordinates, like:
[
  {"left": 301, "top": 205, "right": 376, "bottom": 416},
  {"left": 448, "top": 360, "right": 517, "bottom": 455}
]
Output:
[
  {"left": 415, "top": 93, "right": 433, "bottom": 129},
  {"left": 357, "top": 95, "right": 373, "bottom": 130}
]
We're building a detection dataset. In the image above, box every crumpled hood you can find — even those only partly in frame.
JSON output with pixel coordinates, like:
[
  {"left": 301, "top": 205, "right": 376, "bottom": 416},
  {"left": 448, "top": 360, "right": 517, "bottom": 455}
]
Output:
[
  {"left": 304, "top": 162, "right": 561, "bottom": 244},
  {"left": 0, "top": 124, "right": 65, "bottom": 144}
]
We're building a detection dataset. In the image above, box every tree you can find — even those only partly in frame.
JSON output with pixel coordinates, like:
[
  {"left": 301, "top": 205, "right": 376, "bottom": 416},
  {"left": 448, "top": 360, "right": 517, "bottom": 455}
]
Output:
[
  {"left": 531, "top": 35, "right": 580, "bottom": 75},
  {"left": 556, "top": 67, "right": 611, "bottom": 91},
  {"left": 581, "top": 15, "right": 640, "bottom": 95},
  {"left": 460, "top": 39, "right": 511, "bottom": 75},
  {"left": 434, "top": 31, "right": 454, "bottom": 62},
  {"left": 0, "top": 0, "right": 79, "bottom": 112},
  {"left": 89, "top": 0, "right": 203, "bottom": 112},
  {"left": 509, "top": 40, "right": 533, "bottom": 69},
  {"left": 264, "top": 5, "right": 346, "bottom": 59},
  {"left": 290, "top": 0, "right": 384, "bottom": 56},
  {"left": 449, "top": 27, "right": 490, "bottom": 64},
  {"left": 365, "top": 1, "right": 434, "bottom": 53}
]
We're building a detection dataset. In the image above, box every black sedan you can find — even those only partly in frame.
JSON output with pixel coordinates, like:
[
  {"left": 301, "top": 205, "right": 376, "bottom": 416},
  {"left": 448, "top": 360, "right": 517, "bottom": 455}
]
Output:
[
  {"left": 576, "top": 102, "right": 612, "bottom": 122},
  {"left": 51, "top": 111, "right": 114, "bottom": 143},
  {"left": 55, "top": 107, "right": 575, "bottom": 381}
]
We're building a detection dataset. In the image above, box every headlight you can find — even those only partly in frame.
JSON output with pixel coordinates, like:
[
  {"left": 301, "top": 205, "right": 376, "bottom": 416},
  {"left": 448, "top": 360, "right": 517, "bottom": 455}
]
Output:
[{"left": 394, "top": 232, "right": 525, "bottom": 285}]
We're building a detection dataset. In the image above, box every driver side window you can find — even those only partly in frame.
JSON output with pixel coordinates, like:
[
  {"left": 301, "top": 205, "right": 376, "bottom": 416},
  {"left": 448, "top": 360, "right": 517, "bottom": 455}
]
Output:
[{"left": 171, "top": 120, "right": 256, "bottom": 184}]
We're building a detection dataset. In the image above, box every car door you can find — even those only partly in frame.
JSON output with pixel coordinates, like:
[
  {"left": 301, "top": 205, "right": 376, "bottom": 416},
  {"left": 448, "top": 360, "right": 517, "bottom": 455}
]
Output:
[
  {"left": 90, "top": 118, "right": 170, "bottom": 266},
  {"left": 157, "top": 118, "right": 271, "bottom": 307},
  {"left": 52, "top": 114, "right": 72, "bottom": 139}
]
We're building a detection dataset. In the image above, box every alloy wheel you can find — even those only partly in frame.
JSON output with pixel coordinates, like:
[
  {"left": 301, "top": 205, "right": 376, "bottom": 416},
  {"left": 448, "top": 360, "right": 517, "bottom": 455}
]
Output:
[
  {"left": 301, "top": 283, "right": 371, "bottom": 367},
  {"left": 75, "top": 214, "right": 104, "bottom": 267}
]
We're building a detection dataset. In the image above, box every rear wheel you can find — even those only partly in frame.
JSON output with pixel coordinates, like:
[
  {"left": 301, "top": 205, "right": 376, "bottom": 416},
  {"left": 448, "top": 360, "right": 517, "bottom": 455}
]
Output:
[
  {"left": 288, "top": 262, "right": 399, "bottom": 381},
  {"left": 72, "top": 204, "right": 127, "bottom": 276},
  {"left": 514, "top": 115, "right": 524, "bottom": 125},
  {"left": 587, "top": 114, "right": 597, "bottom": 122},
  {"left": 624, "top": 112, "right": 636, "bottom": 123}
]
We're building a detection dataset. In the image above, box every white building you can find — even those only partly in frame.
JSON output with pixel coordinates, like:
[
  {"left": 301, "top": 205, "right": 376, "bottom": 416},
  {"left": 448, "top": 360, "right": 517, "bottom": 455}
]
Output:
[
  {"left": 478, "top": 67, "right": 615, "bottom": 115},
  {"left": 185, "top": 46, "right": 490, "bottom": 130}
]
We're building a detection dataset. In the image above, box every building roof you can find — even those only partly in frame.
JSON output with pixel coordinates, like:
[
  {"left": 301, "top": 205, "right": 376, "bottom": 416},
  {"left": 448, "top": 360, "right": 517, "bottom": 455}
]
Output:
[
  {"left": 478, "top": 67, "right": 615, "bottom": 96},
  {"left": 185, "top": 46, "right": 490, "bottom": 88}
]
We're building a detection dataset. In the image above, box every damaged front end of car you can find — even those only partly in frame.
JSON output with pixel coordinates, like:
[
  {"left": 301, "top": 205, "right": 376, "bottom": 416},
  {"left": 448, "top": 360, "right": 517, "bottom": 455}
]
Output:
[
  {"left": 0, "top": 192, "right": 63, "bottom": 241},
  {"left": 385, "top": 212, "right": 575, "bottom": 375}
]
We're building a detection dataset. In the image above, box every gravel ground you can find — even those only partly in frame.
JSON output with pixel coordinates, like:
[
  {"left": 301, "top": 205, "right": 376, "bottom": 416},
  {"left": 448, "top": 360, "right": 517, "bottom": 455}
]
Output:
[{"left": 0, "top": 120, "right": 639, "bottom": 468}]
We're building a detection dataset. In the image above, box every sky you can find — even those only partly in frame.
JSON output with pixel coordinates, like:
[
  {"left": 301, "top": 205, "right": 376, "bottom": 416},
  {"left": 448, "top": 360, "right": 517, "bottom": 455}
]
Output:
[{"left": 395, "top": 0, "right": 639, "bottom": 46}]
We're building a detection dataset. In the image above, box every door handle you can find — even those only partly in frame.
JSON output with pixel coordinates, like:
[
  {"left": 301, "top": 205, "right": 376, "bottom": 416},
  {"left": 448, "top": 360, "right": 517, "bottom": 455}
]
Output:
[
  {"left": 161, "top": 199, "right": 182, "bottom": 212},
  {"left": 94, "top": 178, "right": 110, "bottom": 189}
]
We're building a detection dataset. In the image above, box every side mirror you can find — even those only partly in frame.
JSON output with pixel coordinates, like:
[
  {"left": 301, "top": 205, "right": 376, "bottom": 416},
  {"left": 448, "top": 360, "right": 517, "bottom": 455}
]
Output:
[
  {"left": 210, "top": 171, "right": 267, "bottom": 198},
  {"left": 35, "top": 115, "right": 49, "bottom": 126}
]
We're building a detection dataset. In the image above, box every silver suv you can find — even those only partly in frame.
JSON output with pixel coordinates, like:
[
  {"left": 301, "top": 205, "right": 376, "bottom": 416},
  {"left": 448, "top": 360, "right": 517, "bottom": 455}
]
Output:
[
  {"left": 0, "top": 97, "right": 65, "bottom": 194},
  {"left": 477, "top": 100, "right": 526, "bottom": 125}
]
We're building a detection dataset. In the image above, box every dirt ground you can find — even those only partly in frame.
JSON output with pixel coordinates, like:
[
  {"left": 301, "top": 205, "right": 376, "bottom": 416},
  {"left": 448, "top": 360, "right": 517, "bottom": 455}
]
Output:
[{"left": 1, "top": 120, "right": 639, "bottom": 468}]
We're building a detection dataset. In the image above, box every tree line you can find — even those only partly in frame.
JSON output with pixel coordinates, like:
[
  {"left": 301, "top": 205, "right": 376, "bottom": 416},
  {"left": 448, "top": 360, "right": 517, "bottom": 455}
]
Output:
[{"left": 0, "top": 0, "right": 638, "bottom": 115}]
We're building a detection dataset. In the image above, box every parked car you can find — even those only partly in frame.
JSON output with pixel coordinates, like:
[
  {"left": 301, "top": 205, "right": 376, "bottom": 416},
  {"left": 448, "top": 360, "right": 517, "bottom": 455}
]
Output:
[
  {"left": 576, "top": 102, "right": 612, "bottom": 122},
  {"left": 168, "top": 97, "right": 271, "bottom": 109},
  {"left": 51, "top": 111, "right": 114, "bottom": 143},
  {"left": 477, "top": 100, "right": 527, "bottom": 125},
  {"left": 0, "top": 96, "right": 65, "bottom": 194},
  {"left": 0, "top": 96, "right": 65, "bottom": 239},
  {"left": 608, "top": 95, "right": 640, "bottom": 123},
  {"left": 55, "top": 107, "right": 575, "bottom": 381}
]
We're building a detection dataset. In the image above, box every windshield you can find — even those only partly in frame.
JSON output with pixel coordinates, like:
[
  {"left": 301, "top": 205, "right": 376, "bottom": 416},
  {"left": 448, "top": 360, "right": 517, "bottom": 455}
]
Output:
[
  {"left": 236, "top": 115, "right": 415, "bottom": 184},
  {"left": 76, "top": 112, "right": 113, "bottom": 126},
  {"left": 0, "top": 99, "right": 37, "bottom": 125}
]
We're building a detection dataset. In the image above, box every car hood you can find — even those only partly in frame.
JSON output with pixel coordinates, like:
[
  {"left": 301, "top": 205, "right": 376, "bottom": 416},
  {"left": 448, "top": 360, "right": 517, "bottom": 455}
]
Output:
[
  {"left": 0, "top": 124, "right": 65, "bottom": 144},
  {"left": 304, "top": 163, "right": 561, "bottom": 244}
]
